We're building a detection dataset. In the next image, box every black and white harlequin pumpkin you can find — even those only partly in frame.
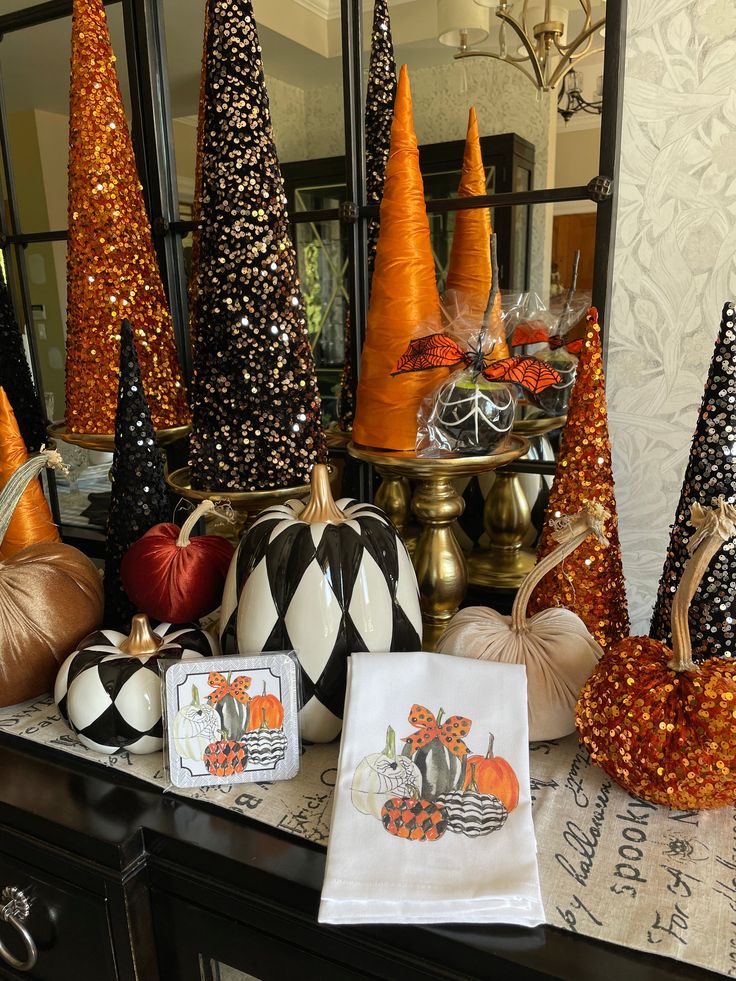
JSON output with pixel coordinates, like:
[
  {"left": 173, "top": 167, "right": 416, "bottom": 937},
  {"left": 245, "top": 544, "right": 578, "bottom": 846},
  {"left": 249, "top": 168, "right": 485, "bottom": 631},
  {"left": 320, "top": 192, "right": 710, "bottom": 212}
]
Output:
[
  {"left": 54, "top": 614, "right": 216, "bottom": 755},
  {"left": 220, "top": 465, "right": 422, "bottom": 743}
]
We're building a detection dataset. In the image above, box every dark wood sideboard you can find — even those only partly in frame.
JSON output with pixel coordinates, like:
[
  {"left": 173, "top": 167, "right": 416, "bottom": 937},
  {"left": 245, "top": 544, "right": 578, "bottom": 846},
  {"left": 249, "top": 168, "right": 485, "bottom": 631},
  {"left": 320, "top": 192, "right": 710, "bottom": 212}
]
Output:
[{"left": 0, "top": 735, "right": 720, "bottom": 981}]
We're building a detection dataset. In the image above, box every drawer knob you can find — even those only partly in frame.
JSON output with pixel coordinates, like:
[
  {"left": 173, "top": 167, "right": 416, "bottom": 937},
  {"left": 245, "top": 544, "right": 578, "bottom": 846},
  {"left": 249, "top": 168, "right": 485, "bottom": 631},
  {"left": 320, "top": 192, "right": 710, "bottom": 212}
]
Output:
[{"left": 0, "top": 886, "right": 37, "bottom": 972}]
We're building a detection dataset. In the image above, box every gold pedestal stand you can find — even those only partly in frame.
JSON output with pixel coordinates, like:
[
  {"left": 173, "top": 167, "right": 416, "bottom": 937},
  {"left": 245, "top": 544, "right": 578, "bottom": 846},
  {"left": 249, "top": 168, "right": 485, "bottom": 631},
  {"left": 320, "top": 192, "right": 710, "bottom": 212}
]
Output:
[
  {"left": 349, "top": 437, "right": 528, "bottom": 650},
  {"left": 48, "top": 422, "right": 190, "bottom": 455},
  {"left": 166, "top": 466, "right": 316, "bottom": 542},
  {"left": 467, "top": 414, "right": 565, "bottom": 591}
]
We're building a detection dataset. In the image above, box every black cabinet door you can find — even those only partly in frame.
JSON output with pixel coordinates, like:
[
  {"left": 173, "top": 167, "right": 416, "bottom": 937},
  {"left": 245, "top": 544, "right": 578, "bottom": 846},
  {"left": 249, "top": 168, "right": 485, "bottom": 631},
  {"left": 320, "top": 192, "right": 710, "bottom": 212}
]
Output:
[{"left": 0, "top": 850, "right": 118, "bottom": 981}]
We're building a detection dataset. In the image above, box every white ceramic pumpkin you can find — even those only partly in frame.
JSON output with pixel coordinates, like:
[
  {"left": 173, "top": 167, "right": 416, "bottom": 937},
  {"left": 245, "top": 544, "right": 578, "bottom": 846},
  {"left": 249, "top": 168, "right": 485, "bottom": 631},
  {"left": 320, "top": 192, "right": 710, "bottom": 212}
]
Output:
[
  {"left": 351, "top": 726, "right": 422, "bottom": 818},
  {"left": 438, "top": 503, "right": 606, "bottom": 741},
  {"left": 173, "top": 684, "right": 222, "bottom": 760}
]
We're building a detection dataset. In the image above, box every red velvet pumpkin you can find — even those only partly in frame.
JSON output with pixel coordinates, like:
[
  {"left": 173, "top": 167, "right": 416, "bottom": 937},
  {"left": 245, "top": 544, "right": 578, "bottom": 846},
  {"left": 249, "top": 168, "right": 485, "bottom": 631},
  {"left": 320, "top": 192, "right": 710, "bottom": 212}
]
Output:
[
  {"left": 121, "top": 500, "right": 233, "bottom": 623},
  {"left": 246, "top": 682, "right": 284, "bottom": 731},
  {"left": 464, "top": 733, "right": 520, "bottom": 812}
]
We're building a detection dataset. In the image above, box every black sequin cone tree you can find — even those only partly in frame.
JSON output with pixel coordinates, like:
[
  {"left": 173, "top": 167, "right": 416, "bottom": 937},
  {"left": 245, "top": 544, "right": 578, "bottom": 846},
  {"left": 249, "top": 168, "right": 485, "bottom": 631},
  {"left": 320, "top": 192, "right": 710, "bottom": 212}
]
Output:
[
  {"left": 365, "top": 0, "right": 397, "bottom": 283},
  {"left": 188, "top": 0, "right": 326, "bottom": 492},
  {"left": 104, "top": 320, "right": 169, "bottom": 629},
  {"left": 650, "top": 301, "right": 736, "bottom": 661},
  {"left": 0, "top": 269, "right": 47, "bottom": 451}
]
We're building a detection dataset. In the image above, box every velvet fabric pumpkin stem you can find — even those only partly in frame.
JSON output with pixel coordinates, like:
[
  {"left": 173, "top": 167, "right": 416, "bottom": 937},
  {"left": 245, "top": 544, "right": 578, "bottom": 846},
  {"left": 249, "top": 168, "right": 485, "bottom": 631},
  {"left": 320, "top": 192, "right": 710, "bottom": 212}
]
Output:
[
  {"left": 300, "top": 464, "right": 344, "bottom": 524},
  {"left": 0, "top": 450, "right": 66, "bottom": 546},
  {"left": 668, "top": 498, "right": 736, "bottom": 673},
  {"left": 176, "top": 499, "right": 216, "bottom": 547},
  {"left": 511, "top": 502, "right": 610, "bottom": 631}
]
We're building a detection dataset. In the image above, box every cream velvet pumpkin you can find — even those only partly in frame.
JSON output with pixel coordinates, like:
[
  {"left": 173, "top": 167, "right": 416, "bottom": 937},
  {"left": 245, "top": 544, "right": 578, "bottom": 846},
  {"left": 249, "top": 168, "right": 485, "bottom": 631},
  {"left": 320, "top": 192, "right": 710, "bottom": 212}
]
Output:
[{"left": 438, "top": 503, "right": 606, "bottom": 741}]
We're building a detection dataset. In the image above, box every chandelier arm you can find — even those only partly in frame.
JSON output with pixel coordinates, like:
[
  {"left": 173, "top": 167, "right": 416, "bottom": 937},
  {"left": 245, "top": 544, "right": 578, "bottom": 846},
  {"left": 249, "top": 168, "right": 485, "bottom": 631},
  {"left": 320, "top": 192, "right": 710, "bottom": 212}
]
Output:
[
  {"left": 496, "top": 9, "right": 545, "bottom": 88},
  {"left": 549, "top": 19, "right": 606, "bottom": 88},
  {"left": 453, "top": 49, "right": 540, "bottom": 86},
  {"left": 555, "top": 17, "right": 606, "bottom": 56}
]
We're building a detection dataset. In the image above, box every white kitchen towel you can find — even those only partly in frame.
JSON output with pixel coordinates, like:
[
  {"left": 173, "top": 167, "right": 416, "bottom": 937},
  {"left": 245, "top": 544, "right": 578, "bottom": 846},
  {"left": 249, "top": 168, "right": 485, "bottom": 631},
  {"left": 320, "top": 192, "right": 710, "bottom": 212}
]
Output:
[{"left": 319, "top": 650, "right": 544, "bottom": 925}]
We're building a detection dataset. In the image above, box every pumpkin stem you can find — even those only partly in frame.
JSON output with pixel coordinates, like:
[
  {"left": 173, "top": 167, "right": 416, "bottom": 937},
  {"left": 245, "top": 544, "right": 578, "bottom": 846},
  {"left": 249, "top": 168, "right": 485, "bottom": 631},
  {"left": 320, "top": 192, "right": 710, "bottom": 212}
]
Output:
[
  {"left": 119, "top": 614, "right": 163, "bottom": 656},
  {"left": 510, "top": 502, "right": 611, "bottom": 631},
  {"left": 486, "top": 732, "right": 495, "bottom": 759},
  {"left": 176, "top": 499, "right": 216, "bottom": 547},
  {"left": 468, "top": 762, "right": 480, "bottom": 794},
  {"left": 299, "top": 464, "right": 344, "bottom": 524},
  {"left": 436, "top": 707, "right": 445, "bottom": 726},
  {"left": 383, "top": 725, "right": 396, "bottom": 761},
  {"left": 0, "top": 449, "right": 66, "bottom": 547},
  {"left": 259, "top": 707, "right": 269, "bottom": 730},
  {"left": 192, "top": 685, "right": 201, "bottom": 707},
  {"left": 669, "top": 498, "right": 736, "bottom": 672}
]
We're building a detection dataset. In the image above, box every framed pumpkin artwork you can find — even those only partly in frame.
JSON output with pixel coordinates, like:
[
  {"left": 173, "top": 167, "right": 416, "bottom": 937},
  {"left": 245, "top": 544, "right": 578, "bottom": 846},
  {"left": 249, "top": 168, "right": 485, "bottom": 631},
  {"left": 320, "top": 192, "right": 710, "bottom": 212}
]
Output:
[{"left": 162, "top": 654, "right": 301, "bottom": 788}]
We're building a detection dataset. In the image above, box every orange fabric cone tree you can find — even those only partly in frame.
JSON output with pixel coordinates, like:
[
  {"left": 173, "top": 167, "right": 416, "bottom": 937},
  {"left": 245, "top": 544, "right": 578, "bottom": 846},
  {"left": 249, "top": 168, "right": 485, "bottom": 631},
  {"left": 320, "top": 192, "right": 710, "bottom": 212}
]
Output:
[
  {"left": 65, "top": 0, "right": 189, "bottom": 434},
  {"left": 353, "top": 65, "right": 442, "bottom": 452},
  {"left": 0, "top": 387, "right": 59, "bottom": 560},
  {"left": 445, "top": 107, "right": 509, "bottom": 360},
  {"left": 527, "top": 310, "right": 629, "bottom": 650}
]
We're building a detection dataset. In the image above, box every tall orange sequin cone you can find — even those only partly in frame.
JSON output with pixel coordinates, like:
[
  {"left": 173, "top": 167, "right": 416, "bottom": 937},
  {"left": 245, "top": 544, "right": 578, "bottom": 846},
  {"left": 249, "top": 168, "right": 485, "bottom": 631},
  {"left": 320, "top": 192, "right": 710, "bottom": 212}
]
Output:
[
  {"left": 527, "top": 310, "right": 629, "bottom": 650},
  {"left": 446, "top": 107, "right": 508, "bottom": 360},
  {"left": 65, "top": 0, "right": 189, "bottom": 434},
  {"left": 0, "top": 387, "right": 59, "bottom": 560},
  {"left": 353, "top": 65, "right": 441, "bottom": 452}
]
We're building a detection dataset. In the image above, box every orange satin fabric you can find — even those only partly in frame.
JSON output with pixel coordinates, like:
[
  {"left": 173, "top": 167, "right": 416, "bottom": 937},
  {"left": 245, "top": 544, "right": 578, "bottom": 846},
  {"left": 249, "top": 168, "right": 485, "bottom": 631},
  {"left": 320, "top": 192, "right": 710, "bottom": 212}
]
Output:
[
  {"left": 0, "top": 387, "right": 59, "bottom": 560},
  {"left": 353, "top": 65, "right": 442, "bottom": 452},
  {"left": 445, "top": 107, "right": 509, "bottom": 360}
]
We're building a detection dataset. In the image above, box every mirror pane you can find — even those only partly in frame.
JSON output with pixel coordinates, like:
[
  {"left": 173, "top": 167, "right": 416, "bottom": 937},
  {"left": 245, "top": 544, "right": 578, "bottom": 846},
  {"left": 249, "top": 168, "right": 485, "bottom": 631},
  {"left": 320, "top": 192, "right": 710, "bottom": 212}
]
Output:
[
  {"left": 164, "top": 0, "right": 346, "bottom": 215},
  {"left": 0, "top": 3, "right": 130, "bottom": 232}
]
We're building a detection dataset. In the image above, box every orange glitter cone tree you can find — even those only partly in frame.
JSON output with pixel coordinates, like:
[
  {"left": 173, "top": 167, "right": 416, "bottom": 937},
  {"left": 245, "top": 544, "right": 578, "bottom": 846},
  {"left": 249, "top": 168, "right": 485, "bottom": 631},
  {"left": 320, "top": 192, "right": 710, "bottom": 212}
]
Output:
[
  {"left": 353, "top": 65, "right": 442, "bottom": 453},
  {"left": 0, "top": 387, "right": 59, "bottom": 560},
  {"left": 65, "top": 0, "right": 189, "bottom": 434},
  {"left": 527, "top": 310, "right": 629, "bottom": 650},
  {"left": 445, "top": 107, "right": 509, "bottom": 360}
]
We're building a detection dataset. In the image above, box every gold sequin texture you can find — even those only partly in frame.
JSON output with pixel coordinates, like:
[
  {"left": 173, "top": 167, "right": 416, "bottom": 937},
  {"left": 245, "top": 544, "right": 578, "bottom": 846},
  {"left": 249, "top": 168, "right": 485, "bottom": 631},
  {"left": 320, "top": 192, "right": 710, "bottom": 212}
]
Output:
[
  {"left": 527, "top": 310, "right": 630, "bottom": 650},
  {"left": 650, "top": 301, "right": 736, "bottom": 662},
  {"left": 187, "top": 0, "right": 326, "bottom": 492},
  {"left": 66, "top": 0, "right": 189, "bottom": 435},
  {"left": 576, "top": 637, "right": 736, "bottom": 809},
  {"left": 365, "top": 0, "right": 397, "bottom": 283}
]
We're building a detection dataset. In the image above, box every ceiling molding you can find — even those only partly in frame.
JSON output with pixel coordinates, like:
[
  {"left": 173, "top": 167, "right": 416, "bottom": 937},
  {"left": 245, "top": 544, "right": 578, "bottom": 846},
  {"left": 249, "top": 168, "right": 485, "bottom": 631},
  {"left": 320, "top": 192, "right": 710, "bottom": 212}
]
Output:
[{"left": 293, "top": 0, "right": 414, "bottom": 20}]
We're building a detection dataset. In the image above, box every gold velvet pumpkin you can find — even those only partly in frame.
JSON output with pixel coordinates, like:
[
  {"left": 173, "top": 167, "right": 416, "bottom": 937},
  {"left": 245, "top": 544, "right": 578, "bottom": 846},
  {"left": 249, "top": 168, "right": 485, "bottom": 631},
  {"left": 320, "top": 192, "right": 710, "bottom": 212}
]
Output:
[
  {"left": 438, "top": 503, "right": 605, "bottom": 740},
  {"left": 577, "top": 499, "right": 736, "bottom": 810},
  {"left": 0, "top": 451, "right": 103, "bottom": 707}
]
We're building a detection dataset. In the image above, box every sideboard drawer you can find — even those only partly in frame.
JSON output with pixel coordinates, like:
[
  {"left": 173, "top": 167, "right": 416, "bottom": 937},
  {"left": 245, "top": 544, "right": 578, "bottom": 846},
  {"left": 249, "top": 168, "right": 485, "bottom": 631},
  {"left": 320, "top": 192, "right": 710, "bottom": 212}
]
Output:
[{"left": 0, "top": 851, "right": 117, "bottom": 981}]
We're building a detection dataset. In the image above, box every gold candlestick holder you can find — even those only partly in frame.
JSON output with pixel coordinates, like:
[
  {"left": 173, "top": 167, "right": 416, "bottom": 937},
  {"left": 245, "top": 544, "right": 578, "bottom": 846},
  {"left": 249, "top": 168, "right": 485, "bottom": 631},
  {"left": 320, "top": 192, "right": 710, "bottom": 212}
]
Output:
[
  {"left": 468, "top": 413, "right": 565, "bottom": 591},
  {"left": 165, "top": 466, "right": 319, "bottom": 542},
  {"left": 349, "top": 437, "right": 529, "bottom": 650}
]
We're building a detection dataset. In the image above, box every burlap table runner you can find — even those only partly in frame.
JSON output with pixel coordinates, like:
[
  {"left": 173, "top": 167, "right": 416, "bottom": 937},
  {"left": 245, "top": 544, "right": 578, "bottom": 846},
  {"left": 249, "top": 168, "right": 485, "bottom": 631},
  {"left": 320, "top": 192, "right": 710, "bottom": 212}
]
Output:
[{"left": 1, "top": 696, "right": 732, "bottom": 977}]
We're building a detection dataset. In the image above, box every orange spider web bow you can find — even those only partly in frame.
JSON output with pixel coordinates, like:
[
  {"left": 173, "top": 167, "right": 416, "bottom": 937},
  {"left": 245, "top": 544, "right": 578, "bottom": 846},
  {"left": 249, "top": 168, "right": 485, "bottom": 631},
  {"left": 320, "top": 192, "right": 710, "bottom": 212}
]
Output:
[
  {"left": 392, "top": 332, "right": 562, "bottom": 396},
  {"left": 510, "top": 322, "right": 583, "bottom": 357},
  {"left": 207, "top": 673, "right": 252, "bottom": 705},
  {"left": 402, "top": 704, "right": 472, "bottom": 758}
]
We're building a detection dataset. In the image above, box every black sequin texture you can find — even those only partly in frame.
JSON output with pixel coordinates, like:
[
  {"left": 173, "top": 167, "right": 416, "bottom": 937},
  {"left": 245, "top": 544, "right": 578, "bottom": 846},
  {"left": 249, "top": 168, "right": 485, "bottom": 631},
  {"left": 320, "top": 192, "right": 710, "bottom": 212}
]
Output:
[
  {"left": 365, "top": 0, "right": 397, "bottom": 285},
  {"left": 0, "top": 268, "right": 47, "bottom": 451},
  {"left": 650, "top": 301, "right": 736, "bottom": 661},
  {"left": 337, "top": 312, "right": 354, "bottom": 432},
  {"left": 104, "top": 319, "right": 169, "bottom": 629},
  {"left": 188, "top": 0, "right": 326, "bottom": 492}
]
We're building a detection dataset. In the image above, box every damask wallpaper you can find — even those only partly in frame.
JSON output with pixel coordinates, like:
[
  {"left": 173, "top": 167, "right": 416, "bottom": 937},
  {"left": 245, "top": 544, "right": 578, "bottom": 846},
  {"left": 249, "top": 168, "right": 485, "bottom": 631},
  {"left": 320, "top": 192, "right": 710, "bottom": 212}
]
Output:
[{"left": 607, "top": 0, "right": 736, "bottom": 630}]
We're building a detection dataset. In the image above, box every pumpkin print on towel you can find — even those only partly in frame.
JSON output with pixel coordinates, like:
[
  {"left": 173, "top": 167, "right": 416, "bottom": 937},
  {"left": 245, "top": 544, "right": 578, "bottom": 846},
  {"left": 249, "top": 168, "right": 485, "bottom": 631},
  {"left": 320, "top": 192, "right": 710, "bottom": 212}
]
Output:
[{"left": 353, "top": 703, "right": 519, "bottom": 841}]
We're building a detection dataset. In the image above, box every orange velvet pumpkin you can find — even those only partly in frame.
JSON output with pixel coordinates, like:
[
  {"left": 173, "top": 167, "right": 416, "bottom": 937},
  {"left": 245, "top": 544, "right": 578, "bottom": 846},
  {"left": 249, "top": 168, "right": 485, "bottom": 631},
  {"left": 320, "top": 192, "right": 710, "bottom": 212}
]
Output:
[
  {"left": 463, "top": 732, "right": 519, "bottom": 812},
  {"left": 0, "top": 451, "right": 103, "bottom": 707},
  {"left": 577, "top": 499, "right": 736, "bottom": 809},
  {"left": 246, "top": 682, "right": 284, "bottom": 731}
]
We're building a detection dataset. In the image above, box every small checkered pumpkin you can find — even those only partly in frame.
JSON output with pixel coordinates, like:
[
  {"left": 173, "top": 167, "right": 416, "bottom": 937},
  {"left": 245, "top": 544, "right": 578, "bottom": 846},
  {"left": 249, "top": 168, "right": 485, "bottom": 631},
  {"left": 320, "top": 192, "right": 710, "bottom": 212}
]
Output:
[
  {"left": 54, "top": 614, "right": 216, "bottom": 755},
  {"left": 203, "top": 734, "right": 248, "bottom": 777},
  {"left": 219, "top": 465, "right": 422, "bottom": 744},
  {"left": 380, "top": 786, "right": 448, "bottom": 842}
]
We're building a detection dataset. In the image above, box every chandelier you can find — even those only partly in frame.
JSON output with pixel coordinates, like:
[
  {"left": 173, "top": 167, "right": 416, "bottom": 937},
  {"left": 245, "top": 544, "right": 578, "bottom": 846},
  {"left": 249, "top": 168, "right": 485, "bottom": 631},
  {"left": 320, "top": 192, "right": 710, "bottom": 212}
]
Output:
[
  {"left": 557, "top": 69, "right": 603, "bottom": 122},
  {"left": 437, "top": 1, "right": 606, "bottom": 92}
]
